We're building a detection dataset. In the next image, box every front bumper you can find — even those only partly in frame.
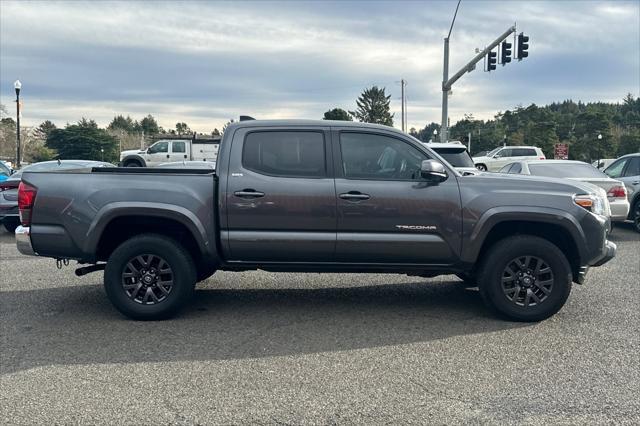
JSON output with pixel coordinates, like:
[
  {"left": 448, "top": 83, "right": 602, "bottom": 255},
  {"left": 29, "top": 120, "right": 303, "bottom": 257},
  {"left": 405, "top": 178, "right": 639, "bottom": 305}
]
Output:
[
  {"left": 15, "top": 225, "right": 37, "bottom": 256},
  {"left": 592, "top": 240, "right": 616, "bottom": 267}
]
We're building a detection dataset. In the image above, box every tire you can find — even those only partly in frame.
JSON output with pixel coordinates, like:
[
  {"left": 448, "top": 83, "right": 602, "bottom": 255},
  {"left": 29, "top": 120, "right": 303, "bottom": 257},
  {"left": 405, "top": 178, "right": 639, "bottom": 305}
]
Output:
[
  {"left": 104, "top": 234, "right": 196, "bottom": 320},
  {"left": 632, "top": 200, "right": 640, "bottom": 233},
  {"left": 476, "top": 164, "right": 487, "bottom": 171},
  {"left": 3, "top": 218, "right": 19, "bottom": 233},
  {"left": 455, "top": 272, "right": 477, "bottom": 287},
  {"left": 124, "top": 161, "right": 141, "bottom": 167},
  {"left": 478, "top": 235, "right": 572, "bottom": 322}
]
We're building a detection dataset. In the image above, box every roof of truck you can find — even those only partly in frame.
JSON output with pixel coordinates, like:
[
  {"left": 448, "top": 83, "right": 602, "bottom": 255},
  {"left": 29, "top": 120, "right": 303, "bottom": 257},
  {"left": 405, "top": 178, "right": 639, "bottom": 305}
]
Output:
[{"left": 228, "top": 119, "right": 404, "bottom": 133}]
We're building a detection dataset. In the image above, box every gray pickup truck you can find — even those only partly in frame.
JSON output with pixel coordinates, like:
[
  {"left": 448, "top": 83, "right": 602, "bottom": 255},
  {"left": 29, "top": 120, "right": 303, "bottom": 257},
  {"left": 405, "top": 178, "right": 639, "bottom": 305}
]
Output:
[{"left": 15, "top": 120, "right": 616, "bottom": 322}]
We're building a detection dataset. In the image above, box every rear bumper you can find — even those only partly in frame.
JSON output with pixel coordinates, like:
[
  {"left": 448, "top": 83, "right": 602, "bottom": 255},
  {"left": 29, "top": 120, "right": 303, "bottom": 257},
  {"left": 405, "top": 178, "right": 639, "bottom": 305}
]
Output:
[
  {"left": 609, "top": 199, "right": 630, "bottom": 222},
  {"left": 15, "top": 225, "right": 37, "bottom": 256}
]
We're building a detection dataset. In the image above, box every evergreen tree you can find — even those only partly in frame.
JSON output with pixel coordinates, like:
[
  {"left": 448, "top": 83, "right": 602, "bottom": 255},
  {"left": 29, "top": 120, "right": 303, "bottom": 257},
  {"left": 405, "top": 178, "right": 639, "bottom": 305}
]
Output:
[
  {"left": 350, "top": 86, "right": 394, "bottom": 126},
  {"left": 46, "top": 119, "right": 118, "bottom": 162},
  {"left": 323, "top": 108, "right": 353, "bottom": 121}
]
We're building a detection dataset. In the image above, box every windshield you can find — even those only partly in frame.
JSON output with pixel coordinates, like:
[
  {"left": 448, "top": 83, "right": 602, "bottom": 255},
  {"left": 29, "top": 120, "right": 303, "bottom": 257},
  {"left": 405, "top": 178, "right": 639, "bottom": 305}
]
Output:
[
  {"left": 528, "top": 163, "right": 607, "bottom": 178},
  {"left": 432, "top": 147, "right": 475, "bottom": 168}
]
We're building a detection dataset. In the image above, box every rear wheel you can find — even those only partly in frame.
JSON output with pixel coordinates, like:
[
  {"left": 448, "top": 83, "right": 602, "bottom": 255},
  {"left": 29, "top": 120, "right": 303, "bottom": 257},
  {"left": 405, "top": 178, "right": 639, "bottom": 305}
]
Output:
[
  {"left": 104, "top": 234, "right": 196, "bottom": 320},
  {"left": 478, "top": 236, "right": 571, "bottom": 322},
  {"left": 3, "top": 218, "right": 19, "bottom": 233},
  {"left": 476, "top": 164, "right": 487, "bottom": 171}
]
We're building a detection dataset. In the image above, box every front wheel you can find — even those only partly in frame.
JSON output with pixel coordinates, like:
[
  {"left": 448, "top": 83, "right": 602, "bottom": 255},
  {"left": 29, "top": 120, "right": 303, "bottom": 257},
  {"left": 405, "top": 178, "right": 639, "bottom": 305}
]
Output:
[
  {"left": 632, "top": 200, "right": 640, "bottom": 233},
  {"left": 104, "top": 234, "right": 196, "bottom": 320},
  {"left": 476, "top": 164, "right": 487, "bottom": 171},
  {"left": 478, "top": 236, "right": 572, "bottom": 322}
]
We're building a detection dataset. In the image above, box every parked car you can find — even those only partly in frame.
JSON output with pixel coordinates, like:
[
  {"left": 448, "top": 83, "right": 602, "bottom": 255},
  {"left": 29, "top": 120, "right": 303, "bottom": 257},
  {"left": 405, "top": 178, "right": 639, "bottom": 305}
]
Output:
[
  {"left": 156, "top": 160, "right": 216, "bottom": 169},
  {"left": 0, "top": 160, "right": 114, "bottom": 233},
  {"left": 15, "top": 120, "right": 615, "bottom": 322},
  {"left": 498, "top": 160, "right": 629, "bottom": 222},
  {"left": 604, "top": 153, "right": 640, "bottom": 232},
  {"left": 120, "top": 137, "right": 220, "bottom": 167},
  {"left": 473, "top": 146, "right": 545, "bottom": 172},
  {"left": 592, "top": 158, "right": 616, "bottom": 170},
  {"left": 0, "top": 161, "right": 11, "bottom": 182},
  {"left": 421, "top": 142, "right": 479, "bottom": 175}
]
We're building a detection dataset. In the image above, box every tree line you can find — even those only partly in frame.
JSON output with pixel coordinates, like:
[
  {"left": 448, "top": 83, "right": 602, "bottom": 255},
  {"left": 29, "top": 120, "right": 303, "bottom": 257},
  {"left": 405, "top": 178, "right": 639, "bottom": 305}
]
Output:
[{"left": 0, "top": 90, "right": 637, "bottom": 165}]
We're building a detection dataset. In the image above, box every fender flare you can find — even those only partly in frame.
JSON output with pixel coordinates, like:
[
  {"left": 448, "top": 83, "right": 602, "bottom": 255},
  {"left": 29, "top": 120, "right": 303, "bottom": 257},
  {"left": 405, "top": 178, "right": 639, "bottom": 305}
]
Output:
[
  {"left": 84, "top": 202, "right": 217, "bottom": 262},
  {"left": 121, "top": 155, "right": 147, "bottom": 167},
  {"left": 461, "top": 206, "right": 587, "bottom": 263}
]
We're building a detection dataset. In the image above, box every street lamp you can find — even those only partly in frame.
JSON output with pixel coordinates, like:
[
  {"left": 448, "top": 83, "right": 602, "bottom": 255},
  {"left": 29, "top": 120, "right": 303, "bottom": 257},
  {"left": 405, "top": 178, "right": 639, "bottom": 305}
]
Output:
[
  {"left": 432, "top": 129, "right": 438, "bottom": 143},
  {"left": 597, "top": 133, "right": 603, "bottom": 166},
  {"left": 14, "top": 80, "right": 22, "bottom": 169},
  {"left": 101, "top": 148, "right": 104, "bottom": 162}
]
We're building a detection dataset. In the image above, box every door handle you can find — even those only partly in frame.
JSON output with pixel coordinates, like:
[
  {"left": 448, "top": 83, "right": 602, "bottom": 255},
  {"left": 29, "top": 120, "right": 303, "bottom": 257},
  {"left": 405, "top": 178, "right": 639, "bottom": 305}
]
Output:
[
  {"left": 632, "top": 181, "right": 640, "bottom": 185},
  {"left": 166, "top": 154, "right": 170, "bottom": 158},
  {"left": 339, "top": 191, "right": 370, "bottom": 201},
  {"left": 184, "top": 154, "right": 188, "bottom": 159},
  {"left": 234, "top": 189, "right": 265, "bottom": 198}
]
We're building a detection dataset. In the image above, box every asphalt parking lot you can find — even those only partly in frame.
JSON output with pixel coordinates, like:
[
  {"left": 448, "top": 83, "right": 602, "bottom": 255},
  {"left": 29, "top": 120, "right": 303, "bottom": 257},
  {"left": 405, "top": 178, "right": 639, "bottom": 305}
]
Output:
[{"left": 1, "top": 224, "right": 638, "bottom": 425}]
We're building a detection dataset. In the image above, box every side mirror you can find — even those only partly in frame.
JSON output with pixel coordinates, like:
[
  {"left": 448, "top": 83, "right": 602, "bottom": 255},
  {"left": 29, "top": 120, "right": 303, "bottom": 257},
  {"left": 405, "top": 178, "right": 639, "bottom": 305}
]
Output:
[{"left": 420, "top": 160, "right": 448, "bottom": 182}]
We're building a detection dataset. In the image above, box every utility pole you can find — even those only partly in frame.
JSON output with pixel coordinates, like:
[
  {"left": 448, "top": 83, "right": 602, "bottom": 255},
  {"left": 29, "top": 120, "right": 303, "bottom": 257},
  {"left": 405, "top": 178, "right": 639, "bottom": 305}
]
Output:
[
  {"left": 440, "top": 0, "right": 460, "bottom": 143},
  {"left": 400, "top": 78, "right": 405, "bottom": 133}
]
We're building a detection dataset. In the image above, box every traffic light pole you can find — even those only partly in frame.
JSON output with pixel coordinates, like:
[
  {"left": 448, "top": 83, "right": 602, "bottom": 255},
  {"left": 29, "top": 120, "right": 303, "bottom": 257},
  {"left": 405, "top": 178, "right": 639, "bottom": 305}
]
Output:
[{"left": 440, "top": 25, "right": 516, "bottom": 142}]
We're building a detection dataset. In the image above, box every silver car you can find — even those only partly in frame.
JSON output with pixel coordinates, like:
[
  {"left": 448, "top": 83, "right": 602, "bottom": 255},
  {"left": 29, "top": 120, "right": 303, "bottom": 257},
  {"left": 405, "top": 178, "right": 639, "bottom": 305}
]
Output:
[
  {"left": 604, "top": 153, "right": 640, "bottom": 232},
  {"left": 499, "top": 160, "right": 630, "bottom": 222}
]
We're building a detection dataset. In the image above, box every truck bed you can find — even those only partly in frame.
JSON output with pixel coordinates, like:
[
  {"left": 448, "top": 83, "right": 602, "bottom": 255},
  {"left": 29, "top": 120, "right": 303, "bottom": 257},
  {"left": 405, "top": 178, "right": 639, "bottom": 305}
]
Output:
[{"left": 22, "top": 168, "right": 218, "bottom": 263}]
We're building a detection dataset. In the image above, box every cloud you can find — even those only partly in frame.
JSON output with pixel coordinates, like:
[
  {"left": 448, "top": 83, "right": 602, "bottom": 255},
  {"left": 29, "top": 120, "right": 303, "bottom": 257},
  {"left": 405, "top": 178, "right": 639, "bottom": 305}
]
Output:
[{"left": 1, "top": 0, "right": 638, "bottom": 132}]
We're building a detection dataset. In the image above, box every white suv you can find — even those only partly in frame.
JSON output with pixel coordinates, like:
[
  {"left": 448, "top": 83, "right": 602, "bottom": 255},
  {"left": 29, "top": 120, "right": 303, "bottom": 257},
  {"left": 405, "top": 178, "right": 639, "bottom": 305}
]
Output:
[{"left": 473, "top": 146, "right": 545, "bottom": 172}]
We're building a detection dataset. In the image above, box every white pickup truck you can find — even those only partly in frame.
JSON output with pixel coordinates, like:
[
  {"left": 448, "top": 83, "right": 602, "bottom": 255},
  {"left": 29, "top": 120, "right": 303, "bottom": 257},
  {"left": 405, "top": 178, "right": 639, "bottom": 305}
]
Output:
[{"left": 119, "top": 137, "right": 220, "bottom": 167}]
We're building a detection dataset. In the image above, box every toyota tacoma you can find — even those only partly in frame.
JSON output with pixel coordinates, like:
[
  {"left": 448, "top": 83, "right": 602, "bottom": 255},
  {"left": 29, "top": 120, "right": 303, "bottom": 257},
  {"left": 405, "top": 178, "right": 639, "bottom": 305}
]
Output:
[{"left": 15, "top": 120, "right": 616, "bottom": 321}]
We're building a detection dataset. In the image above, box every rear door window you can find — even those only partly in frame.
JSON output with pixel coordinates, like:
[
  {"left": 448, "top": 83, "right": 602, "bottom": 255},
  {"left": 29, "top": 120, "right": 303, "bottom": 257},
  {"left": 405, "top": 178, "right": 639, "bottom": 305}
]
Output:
[
  {"left": 172, "top": 141, "right": 186, "bottom": 153},
  {"left": 513, "top": 148, "right": 536, "bottom": 156},
  {"left": 242, "top": 131, "right": 326, "bottom": 178},
  {"left": 623, "top": 157, "right": 640, "bottom": 177}
]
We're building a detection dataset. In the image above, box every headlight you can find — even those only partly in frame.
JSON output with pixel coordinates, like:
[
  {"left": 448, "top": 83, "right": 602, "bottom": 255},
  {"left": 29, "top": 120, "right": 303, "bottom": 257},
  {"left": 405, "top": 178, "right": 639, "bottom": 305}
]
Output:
[{"left": 574, "top": 193, "right": 608, "bottom": 217}]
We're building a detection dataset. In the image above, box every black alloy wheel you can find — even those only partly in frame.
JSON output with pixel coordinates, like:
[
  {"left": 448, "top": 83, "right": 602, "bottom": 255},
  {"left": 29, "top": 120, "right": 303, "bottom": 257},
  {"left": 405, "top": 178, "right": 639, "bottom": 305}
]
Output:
[
  {"left": 122, "top": 254, "right": 174, "bottom": 305},
  {"left": 500, "top": 256, "right": 553, "bottom": 308},
  {"left": 478, "top": 235, "right": 571, "bottom": 322}
]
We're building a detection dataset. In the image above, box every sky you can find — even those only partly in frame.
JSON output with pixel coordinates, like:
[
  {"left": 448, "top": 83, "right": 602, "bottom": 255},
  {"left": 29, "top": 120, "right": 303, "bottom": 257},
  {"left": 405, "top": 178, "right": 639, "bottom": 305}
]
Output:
[{"left": 1, "top": 0, "right": 639, "bottom": 133}]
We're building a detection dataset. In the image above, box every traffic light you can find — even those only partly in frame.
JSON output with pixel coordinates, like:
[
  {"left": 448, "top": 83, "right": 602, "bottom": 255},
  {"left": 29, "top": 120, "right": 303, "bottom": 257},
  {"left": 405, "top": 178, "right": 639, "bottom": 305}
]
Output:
[
  {"left": 501, "top": 41, "right": 512, "bottom": 65},
  {"left": 487, "top": 50, "right": 497, "bottom": 71},
  {"left": 517, "top": 33, "right": 529, "bottom": 60}
]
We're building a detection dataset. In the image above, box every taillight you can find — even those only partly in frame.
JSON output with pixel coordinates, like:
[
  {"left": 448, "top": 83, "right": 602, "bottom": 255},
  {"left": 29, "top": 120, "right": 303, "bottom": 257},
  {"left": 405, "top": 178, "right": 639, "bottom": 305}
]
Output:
[
  {"left": 607, "top": 185, "right": 626, "bottom": 199},
  {"left": 539, "top": 156, "right": 545, "bottom": 160},
  {"left": 18, "top": 182, "right": 37, "bottom": 226}
]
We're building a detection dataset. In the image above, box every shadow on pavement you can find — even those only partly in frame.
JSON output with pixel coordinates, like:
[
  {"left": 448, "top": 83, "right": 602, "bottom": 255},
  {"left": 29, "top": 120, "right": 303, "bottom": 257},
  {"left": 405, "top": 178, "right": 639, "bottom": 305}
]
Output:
[
  {"left": 609, "top": 222, "right": 639, "bottom": 242},
  {"left": 0, "top": 281, "right": 528, "bottom": 375}
]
